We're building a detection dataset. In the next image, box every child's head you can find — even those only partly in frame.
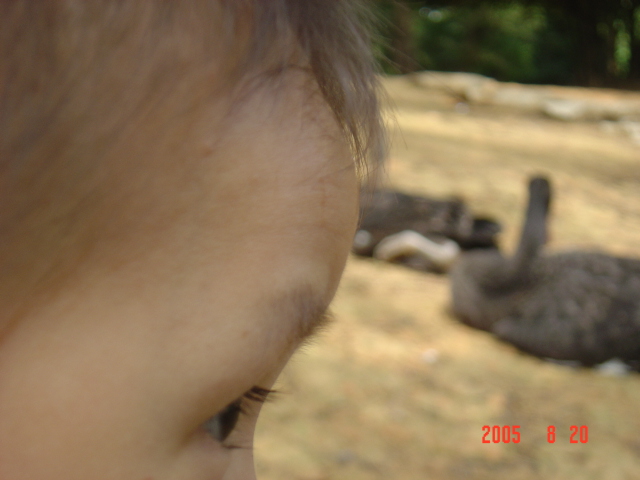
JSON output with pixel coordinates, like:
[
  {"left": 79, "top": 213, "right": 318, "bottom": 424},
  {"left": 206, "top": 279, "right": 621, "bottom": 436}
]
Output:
[{"left": 0, "top": 2, "right": 384, "bottom": 479}]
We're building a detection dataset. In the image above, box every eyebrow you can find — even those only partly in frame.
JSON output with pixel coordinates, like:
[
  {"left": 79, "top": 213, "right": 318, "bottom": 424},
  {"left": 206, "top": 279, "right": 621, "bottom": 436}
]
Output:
[{"left": 265, "top": 285, "right": 335, "bottom": 348}]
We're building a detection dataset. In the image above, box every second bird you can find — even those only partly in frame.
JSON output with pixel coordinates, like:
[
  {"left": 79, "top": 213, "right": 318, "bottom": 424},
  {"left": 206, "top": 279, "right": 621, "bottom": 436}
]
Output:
[{"left": 450, "top": 176, "right": 640, "bottom": 370}]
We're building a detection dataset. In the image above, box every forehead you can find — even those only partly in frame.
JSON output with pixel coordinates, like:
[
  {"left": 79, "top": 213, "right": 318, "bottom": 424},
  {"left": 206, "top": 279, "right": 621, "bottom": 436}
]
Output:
[
  {"left": 192, "top": 69, "right": 356, "bottom": 222},
  {"left": 190, "top": 73, "right": 359, "bottom": 358}
]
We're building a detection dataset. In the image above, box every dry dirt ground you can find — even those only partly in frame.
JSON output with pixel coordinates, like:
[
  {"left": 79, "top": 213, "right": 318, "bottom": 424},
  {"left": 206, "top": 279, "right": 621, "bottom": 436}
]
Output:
[{"left": 254, "top": 75, "right": 640, "bottom": 480}]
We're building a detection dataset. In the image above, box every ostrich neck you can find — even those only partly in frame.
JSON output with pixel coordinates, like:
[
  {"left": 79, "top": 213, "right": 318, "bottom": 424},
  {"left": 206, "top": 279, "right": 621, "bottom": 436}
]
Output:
[{"left": 507, "top": 188, "right": 548, "bottom": 278}]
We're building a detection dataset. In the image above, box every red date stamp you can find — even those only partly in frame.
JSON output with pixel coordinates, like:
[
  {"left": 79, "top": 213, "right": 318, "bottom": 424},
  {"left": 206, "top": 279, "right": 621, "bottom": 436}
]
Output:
[
  {"left": 482, "top": 425, "right": 521, "bottom": 443},
  {"left": 482, "top": 425, "right": 588, "bottom": 443}
]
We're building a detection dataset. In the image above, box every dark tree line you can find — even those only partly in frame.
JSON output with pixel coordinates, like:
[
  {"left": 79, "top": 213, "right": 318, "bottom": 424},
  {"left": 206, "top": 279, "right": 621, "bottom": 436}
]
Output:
[
  {"left": 529, "top": 0, "right": 640, "bottom": 85},
  {"left": 375, "top": 0, "right": 640, "bottom": 88}
]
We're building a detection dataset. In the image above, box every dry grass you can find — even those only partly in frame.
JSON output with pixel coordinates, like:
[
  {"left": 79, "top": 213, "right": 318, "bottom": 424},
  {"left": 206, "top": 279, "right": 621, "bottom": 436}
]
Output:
[{"left": 254, "top": 75, "right": 640, "bottom": 480}]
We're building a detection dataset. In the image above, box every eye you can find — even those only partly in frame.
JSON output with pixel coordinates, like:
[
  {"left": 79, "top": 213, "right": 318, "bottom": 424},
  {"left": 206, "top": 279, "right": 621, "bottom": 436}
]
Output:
[
  {"left": 202, "top": 386, "right": 274, "bottom": 445},
  {"left": 203, "top": 399, "right": 243, "bottom": 443}
]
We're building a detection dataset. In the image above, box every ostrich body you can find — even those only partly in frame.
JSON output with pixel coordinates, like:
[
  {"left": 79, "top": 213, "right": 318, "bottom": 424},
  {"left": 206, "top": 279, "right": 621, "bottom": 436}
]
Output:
[
  {"left": 450, "top": 177, "right": 640, "bottom": 368},
  {"left": 354, "top": 189, "right": 501, "bottom": 272}
]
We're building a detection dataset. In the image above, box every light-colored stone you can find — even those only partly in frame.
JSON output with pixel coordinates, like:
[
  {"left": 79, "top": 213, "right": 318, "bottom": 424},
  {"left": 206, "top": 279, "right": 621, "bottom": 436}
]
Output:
[
  {"left": 620, "top": 120, "right": 640, "bottom": 145},
  {"left": 543, "top": 99, "right": 590, "bottom": 121},
  {"left": 407, "top": 70, "right": 640, "bottom": 121}
]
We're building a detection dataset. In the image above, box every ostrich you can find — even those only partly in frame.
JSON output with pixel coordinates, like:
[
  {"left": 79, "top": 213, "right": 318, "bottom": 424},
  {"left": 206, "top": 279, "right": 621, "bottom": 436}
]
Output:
[
  {"left": 354, "top": 189, "right": 501, "bottom": 272},
  {"left": 450, "top": 176, "right": 640, "bottom": 370}
]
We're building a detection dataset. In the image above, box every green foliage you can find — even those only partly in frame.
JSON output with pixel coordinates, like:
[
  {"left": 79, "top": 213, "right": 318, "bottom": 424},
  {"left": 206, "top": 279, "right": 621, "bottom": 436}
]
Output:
[
  {"left": 414, "top": 3, "right": 547, "bottom": 83},
  {"left": 371, "top": 0, "right": 640, "bottom": 87},
  {"left": 529, "top": 9, "right": 576, "bottom": 85}
]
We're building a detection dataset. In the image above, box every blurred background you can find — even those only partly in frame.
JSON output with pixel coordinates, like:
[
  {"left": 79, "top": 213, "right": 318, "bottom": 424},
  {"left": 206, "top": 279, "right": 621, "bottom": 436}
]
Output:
[
  {"left": 374, "top": 0, "right": 640, "bottom": 88},
  {"left": 255, "top": 1, "right": 640, "bottom": 479}
]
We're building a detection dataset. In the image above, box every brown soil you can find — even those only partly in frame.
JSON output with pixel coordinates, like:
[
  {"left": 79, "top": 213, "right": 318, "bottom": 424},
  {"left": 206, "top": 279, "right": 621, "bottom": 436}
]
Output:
[{"left": 254, "top": 75, "right": 640, "bottom": 480}]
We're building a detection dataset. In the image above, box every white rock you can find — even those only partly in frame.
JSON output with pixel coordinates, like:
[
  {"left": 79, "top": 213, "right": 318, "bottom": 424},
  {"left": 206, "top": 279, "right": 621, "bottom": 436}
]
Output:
[
  {"left": 492, "top": 85, "right": 547, "bottom": 111},
  {"left": 595, "top": 358, "right": 631, "bottom": 376},
  {"left": 353, "top": 230, "right": 373, "bottom": 250},
  {"left": 373, "top": 230, "right": 460, "bottom": 270},
  {"left": 543, "top": 99, "right": 590, "bottom": 121},
  {"left": 421, "top": 348, "right": 440, "bottom": 364},
  {"left": 620, "top": 120, "right": 640, "bottom": 145}
]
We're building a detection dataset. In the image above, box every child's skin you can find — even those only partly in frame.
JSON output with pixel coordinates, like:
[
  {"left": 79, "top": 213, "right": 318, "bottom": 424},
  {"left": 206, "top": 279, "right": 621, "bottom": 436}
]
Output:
[{"left": 0, "top": 2, "right": 382, "bottom": 479}]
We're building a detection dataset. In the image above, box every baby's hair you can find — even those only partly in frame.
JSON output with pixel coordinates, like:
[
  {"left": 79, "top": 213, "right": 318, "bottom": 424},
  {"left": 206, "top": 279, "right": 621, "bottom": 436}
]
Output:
[
  {"left": 0, "top": 0, "right": 385, "bottom": 181},
  {"left": 0, "top": 1, "right": 386, "bottom": 321},
  {"left": 242, "top": 1, "right": 386, "bottom": 177}
]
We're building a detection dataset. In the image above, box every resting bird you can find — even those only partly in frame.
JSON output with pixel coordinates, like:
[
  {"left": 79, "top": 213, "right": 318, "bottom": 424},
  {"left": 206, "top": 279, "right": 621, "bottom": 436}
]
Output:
[
  {"left": 450, "top": 176, "right": 640, "bottom": 370},
  {"left": 354, "top": 189, "right": 501, "bottom": 272}
]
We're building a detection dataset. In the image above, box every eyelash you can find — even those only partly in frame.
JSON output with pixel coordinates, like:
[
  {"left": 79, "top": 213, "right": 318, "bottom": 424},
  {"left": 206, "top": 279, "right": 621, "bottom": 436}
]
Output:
[{"left": 202, "top": 386, "right": 274, "bottom": 449}]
